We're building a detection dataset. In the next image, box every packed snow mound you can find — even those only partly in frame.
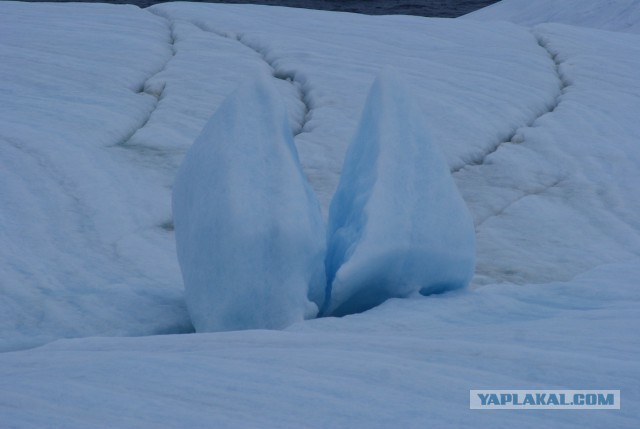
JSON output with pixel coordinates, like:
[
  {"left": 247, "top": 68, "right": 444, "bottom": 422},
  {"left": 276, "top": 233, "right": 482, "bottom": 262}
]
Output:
[
  {"left": 324, "top": 71, "right": 475, "bottom": 317},
  {"left": 465, "top": 0, "right": 640, "bottom": 34},
  {"left": 172, "top": 77, "right": 326, "bottom": 332}
]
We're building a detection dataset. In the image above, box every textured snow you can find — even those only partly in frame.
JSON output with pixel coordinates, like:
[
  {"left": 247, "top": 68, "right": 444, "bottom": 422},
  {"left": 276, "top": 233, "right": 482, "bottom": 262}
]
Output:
[
  {"left": 0, "top": 1, "right": 193, "bottom": 352},
  {"left": 1, "top": 0, "right": 640, "bottom": 427},
  {"left": 173, "top": 77, "right": 325, "bottom": 331},
  {"left": 464, "top": 0, "right": 640, "bottom": 33},
  {"left": 152, "top": 1, "right": 560, "bottom": 215},
  {"left": 325, "top": 71, "right": 475, "bottom": 316},
  {"left": 459, "top": 23, "right": 640, "bottom": 286},
  {"left": 0, "top": 0, "right": 562, "bottom": 350},
  {"left": 1, "top": 263, "right": 638, "bottom": 428}
]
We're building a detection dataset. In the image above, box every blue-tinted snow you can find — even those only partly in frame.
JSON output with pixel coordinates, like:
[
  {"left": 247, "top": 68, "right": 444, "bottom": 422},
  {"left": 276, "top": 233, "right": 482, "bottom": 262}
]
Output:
[
  {"left": 1, "top": 0, "right": 640, "bottom": 427},
  {"left": 150, "top": 1, "right": 561, "bottom": 215},
  {"left": 0, "top": 0, "right": 562, "bottom": 349},
  {"left": 173, "top": 77, "right": 325, "bottom": 331},
  {"left": 0, "top": 2, "right": 194, "bottom": 351},
  {"left": 325, "top": 71, "right": 475, "bottom": 316}
]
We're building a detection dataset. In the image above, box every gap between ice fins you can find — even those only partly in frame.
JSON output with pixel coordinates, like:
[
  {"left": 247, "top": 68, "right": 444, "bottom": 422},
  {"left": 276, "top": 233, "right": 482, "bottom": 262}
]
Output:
[{"left": 172, "top": 70, "right": 475, "bottom": 332}]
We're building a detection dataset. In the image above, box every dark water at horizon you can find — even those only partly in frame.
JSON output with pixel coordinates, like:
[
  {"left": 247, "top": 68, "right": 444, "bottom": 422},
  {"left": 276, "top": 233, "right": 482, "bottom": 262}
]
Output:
[{"left": 17, "top": 0, "right": 500, "bottom": 18}]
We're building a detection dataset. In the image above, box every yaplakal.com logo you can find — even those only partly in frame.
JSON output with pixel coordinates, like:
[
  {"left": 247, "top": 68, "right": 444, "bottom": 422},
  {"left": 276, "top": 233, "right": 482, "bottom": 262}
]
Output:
[{"left": 470, "top": 390, "right": 620, "bottom": 410}]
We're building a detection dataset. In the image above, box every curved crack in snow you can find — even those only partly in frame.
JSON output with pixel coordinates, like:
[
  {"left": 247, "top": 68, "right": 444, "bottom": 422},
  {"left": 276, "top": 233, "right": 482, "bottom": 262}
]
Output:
[
  {"left": 451, "top": 32, "right": 568, "bottom": 175},
  {"left": 475, "top": 177, "right": 565, "bottom": 229},
  {"left": 236, "top": 33, "right": 313, "bottom": 137},
  {"left": 116, "top": 16, "right": 176, "bottom": 148},
  {"left": 457, "top": 31, "right": 571, "bottom": 229},
  {"left": 183, "top": 20, "right": 312, "bottom": 138}
]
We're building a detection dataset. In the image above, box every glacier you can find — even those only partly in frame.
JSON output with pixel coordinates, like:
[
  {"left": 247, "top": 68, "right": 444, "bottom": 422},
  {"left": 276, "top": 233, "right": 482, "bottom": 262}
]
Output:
[
  {"left": 325, "top": 70, "right": 475, "bottom": 316},
  {"left": 173, "top": 77, "right": 325, "bottom": 331},
  {"left": 1, "top": 0, "right": 639, "bottom": 427}
]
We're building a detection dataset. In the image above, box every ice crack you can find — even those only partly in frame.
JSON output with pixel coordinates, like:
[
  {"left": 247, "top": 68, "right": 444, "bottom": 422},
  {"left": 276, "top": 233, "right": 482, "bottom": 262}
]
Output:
[
  {"left": 476, "top": 177, "right": 564, "bottom": 228},
  {"left": 236, "top": 34, "right": 312, "bottom": 137},
  {"left": 453, "top": 31, "right": 571, "bottom": 228},
  {"left": 115, "top": 13, "right": 176, "bottom": 148},
  {"left": 185, "top": 20, "right": 312, "bottom": 137},
  {"left": 451, "top": 31, "right": 569, "bottom": 174}
]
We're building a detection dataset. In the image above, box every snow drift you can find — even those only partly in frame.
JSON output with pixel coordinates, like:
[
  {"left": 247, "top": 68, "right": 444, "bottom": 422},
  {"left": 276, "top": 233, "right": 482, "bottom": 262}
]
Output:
[
  {"left": 172, "top": 77, "right": 326, "bottom": 332},
  {"left": 324, "top": 71, "right": 476, "bottom": 317}
]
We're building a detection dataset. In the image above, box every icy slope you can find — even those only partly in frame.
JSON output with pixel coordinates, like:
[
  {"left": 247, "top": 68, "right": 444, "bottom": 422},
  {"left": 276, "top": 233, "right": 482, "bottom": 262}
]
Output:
[{"left": 464, "top": 0, "right": 640, "bottom": 33}]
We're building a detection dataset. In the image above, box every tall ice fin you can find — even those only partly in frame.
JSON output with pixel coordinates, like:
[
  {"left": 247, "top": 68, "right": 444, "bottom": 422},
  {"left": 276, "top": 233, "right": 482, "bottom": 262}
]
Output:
[
  {"left": 172, "top": 76, "right": 326, "bottom": 332},
  {"left": 324, "top": 69, "right": 475, "bottom": 317}
]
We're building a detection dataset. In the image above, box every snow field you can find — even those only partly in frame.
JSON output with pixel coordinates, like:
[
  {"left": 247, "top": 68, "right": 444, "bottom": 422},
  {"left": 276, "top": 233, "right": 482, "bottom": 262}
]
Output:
[
  {"left": 0, "top": 1, "right": 193, "bottom": 351},
  {"left": 1, "top": 1, "right": 640, "bottom": 427}
]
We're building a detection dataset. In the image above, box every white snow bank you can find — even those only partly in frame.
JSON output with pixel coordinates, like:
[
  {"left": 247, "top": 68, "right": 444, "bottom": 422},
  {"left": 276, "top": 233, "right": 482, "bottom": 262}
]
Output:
[
  {"left": 173, "top": 77, "right": 325, "bottom": 332},
  {"left": 325, "top": 71, "right": 475, "bottom": 316},
  {"left": 465, "top": 0, "right": 640, "bottom": 34}
]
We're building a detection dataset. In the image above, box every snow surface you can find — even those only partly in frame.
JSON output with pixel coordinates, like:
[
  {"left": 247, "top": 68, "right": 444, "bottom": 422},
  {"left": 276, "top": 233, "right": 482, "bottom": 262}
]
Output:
[
  {"left": 325, "top": 70, "right": 475, "bottom": 316},
  {"left": 1, "top": 263, "right": 638, "bottom": 428},
  {"left": 465, "top": 0, "right": 640, "bottom": 33},
  {"left": 173, "top": 77, "right": 325, "bottom": 331},
  {"left": 0, "top": 1, "right": 194, "bottom": 352},
  {"left": 1, "top": 0, "right": 640, "bottom": 427},
  {"left": 1, "top": 0, "right": 564, "bottom": 350}
]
